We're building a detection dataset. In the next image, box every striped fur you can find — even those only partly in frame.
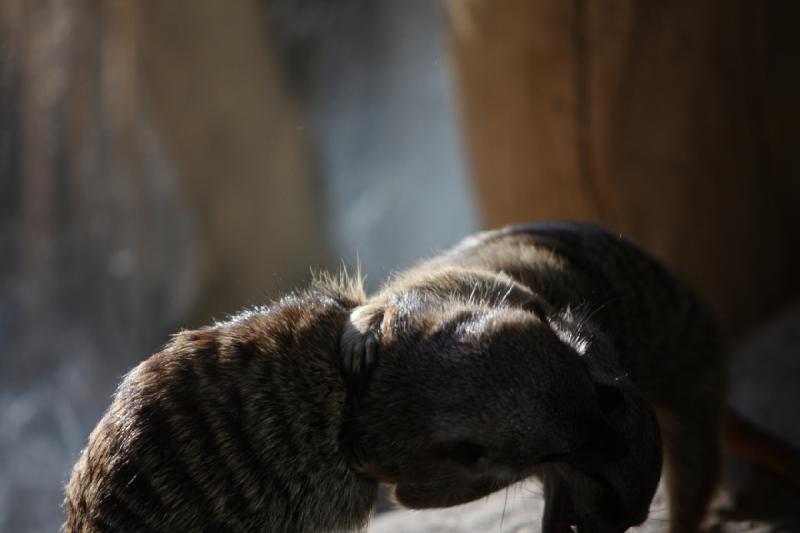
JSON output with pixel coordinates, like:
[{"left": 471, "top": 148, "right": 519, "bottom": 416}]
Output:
[{"left": 64, "top": 281, "right": 377, "bottom": 533}]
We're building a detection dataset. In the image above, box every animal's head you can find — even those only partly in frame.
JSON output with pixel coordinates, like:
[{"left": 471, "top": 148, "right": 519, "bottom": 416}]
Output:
[{"left": 340, "top": 275, "right": 661, "bottom": 532}]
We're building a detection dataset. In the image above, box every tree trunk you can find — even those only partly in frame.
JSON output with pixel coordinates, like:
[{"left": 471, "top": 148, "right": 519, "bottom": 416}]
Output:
[
  {"left": 445, "top": 0, "right": 800, "bottom": 338},
  {"left": 0, "top": 1, "right": 323, "bottom": 530}
]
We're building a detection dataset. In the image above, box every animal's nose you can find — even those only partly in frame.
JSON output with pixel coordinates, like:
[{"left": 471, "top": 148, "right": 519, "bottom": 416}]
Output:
[{"left": 594, "top": 382, "right": 625, "bottom": 417}]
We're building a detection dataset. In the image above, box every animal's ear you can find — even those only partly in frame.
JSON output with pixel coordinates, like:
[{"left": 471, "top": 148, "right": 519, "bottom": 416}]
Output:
[{"left": 340, "top": 302, "right": 385, "bottom": 392}]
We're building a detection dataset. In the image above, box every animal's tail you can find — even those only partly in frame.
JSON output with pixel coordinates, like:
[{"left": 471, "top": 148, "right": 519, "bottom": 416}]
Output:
[{"left": 723, "top": 407, "right": 800, "bottom": 487}]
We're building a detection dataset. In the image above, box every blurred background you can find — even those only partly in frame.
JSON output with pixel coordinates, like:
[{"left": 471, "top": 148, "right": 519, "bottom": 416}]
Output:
[{"left": 1, "top": 1, "right": 799, "bottom": 531}]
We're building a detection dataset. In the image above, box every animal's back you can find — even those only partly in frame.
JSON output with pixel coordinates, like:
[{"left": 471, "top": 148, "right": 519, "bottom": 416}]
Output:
[
  {"left": 64, "top": 288, "right": 377, "bottom": 533},
  {"left": 408, "top": 221, "right": 725, "bottom": 402}
]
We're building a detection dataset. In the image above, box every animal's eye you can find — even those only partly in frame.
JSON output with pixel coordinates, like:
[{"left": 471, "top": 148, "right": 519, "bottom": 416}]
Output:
[
  {"left": 594, "top": 383, "right": 625, "bottom": 416},
  {"left": 523, "top": 298, "right": 549, "bottom": 322},
  {"left": 434, "top": 440, "right": 486, "bottom": 466}
]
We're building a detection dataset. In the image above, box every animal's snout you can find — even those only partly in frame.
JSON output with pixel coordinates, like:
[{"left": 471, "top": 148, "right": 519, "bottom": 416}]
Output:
[
  {"left": 576, "top": 418, "right": 629, "bottom": 463},
  {"left": 576, "top": 384, "right": 629, "bottom": 463}
]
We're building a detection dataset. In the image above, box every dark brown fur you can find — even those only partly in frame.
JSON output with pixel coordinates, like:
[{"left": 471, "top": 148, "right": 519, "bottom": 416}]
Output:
[
  {"left": 64, "top": 277, "right": 377, "bottom": 533},
  {"left": 342, "top": 222, "right": 725, "bottom": 532}
]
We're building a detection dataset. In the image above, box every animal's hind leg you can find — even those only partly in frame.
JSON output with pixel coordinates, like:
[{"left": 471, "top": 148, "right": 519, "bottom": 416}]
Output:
[{"left": 657, "top": 391, "right": 724, "bottom": 533}]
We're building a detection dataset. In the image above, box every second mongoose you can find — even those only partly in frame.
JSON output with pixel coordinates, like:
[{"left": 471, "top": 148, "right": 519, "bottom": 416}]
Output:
[{"left": 341, "top": 221, "right": 726, "bottom": 533}]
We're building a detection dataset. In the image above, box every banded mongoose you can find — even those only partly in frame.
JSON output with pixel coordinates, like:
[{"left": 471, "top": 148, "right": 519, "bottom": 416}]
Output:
[{"left": 64, "top": 281, "right": 378, "bottom": 533}]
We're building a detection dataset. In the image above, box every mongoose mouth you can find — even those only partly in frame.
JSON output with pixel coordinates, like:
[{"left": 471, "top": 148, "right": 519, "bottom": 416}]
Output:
[
  {"left": 543, "top": 470, "right": 631, "bottom": 533},
  {"left": 545, "top": 491, "right": 628, "bottom": 533},
  {"left": 391, "top": 475, "right": 510, "bottom": 509},
  {"left": 545, "top": 487, "right": 577, "bottom": 533}
]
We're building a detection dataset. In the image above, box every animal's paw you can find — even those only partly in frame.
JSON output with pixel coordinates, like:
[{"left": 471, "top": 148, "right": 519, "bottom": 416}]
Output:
[
  {"left": 340, "top": 304, "right": 384, "bottom": 393},
  {"left": 342, "top": 329, "right": 379, "bottom": 391}
]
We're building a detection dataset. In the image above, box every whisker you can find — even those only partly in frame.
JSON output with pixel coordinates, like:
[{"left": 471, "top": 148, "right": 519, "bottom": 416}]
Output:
[
  {"left": 498, "top": 283, "right": 515, "bottom": 307},
  {"left": 499, "top": 487, "right": 509, "bottom": 533}
]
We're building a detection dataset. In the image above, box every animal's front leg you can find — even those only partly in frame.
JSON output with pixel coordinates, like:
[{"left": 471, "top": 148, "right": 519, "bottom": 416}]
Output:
[
  {"left": 338, "top": 303, "right": 385, "bottom": 471},
  {"left": 657, "top": 397, "right": 724, "bottom": 533}
]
